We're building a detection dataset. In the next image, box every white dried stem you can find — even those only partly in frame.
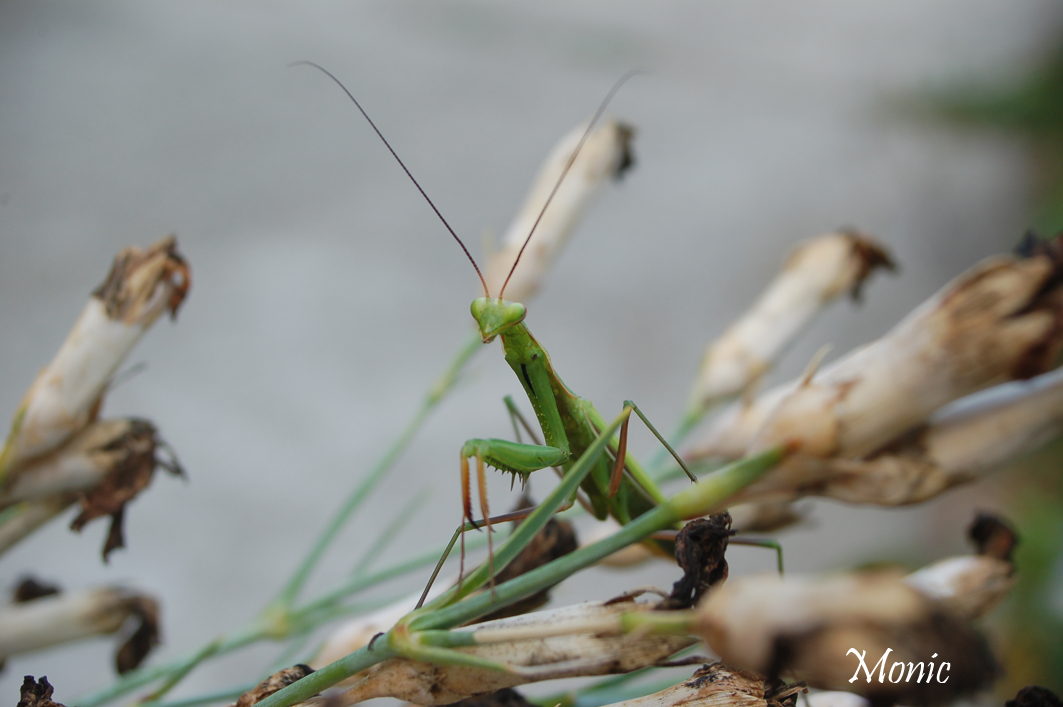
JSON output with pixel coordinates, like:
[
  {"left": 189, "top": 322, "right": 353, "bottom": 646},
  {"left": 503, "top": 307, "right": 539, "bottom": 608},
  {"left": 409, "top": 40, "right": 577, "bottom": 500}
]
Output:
[
  {"left": 0, "top": 237, "right": 189, "bottom": 478},
  {"left": 483, "top": 120, "right": 634, "bottom": 302},
  {"left": 693, "top": 572, "right": 996, "bottom": 703},
  {"left": 335, "top": 599, "right": 694, "bottom": 706},
  {"left": 0, "top": 586, "right": 156, "bottom": 658},
  {"left": 730, "top": 366, "right": 1063, "bottom": 506},
  {"left": 689, "top": 231, "right": 892, "bottom": 410},
  {"left": 690, "top": 245, "right": 1063, "bottom": 463}
]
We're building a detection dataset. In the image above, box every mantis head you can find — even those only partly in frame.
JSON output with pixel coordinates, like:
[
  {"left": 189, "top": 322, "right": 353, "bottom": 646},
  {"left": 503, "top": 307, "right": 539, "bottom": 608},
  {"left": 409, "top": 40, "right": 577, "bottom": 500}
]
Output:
[{"left": 471, "top": 298, "right": 526, "bottom": 343}]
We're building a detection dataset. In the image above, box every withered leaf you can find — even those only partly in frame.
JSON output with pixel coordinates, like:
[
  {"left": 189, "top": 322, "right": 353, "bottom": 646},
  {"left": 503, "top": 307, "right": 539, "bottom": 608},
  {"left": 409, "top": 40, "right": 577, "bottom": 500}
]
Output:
[
  {"left": 115, "top": 596, "right": 161, "bottom": 674},
  {"left": 68, "top": 419, "right": 184, "bottom": 561},
  {"left": 13, "top": 577, "right": 61, "bottom": 603},
  {"left": 235, "top": 665, "right": 315, "bottom": 707},
  {"left": 18, "top": 677, "right": 66, "bottom": 707},
  {"left": 666, "top": 513, "right": 734, "bottom": 609}
]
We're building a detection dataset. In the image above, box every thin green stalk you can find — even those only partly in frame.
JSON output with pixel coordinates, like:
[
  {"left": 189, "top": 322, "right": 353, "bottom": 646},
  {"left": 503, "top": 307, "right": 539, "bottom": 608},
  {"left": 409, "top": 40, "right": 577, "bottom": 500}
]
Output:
[
  {"left": 275, "top": 331, "right": 481, "bottom": 607},
  {"left": 352, "top": 489, "right": 431, "bottom": 576},
  {"left": 139, "top": 685, "right": 254, "bottom": 707},
  {"left": 77, "top": 623, "right": 266, "bottom": 707}
]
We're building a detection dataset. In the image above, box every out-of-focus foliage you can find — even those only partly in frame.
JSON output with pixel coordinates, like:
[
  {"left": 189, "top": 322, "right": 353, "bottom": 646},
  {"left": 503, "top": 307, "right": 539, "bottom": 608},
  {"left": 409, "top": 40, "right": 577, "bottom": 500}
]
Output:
[{"left": 932, "top": 40, "right": 1063, "bottom": 697}]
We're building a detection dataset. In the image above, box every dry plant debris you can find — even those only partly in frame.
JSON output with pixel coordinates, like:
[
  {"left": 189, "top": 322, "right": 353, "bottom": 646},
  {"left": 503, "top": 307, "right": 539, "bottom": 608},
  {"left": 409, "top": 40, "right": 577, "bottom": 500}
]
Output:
[
  {"left": 235, "top": 665, "right": 317, "bottom": 707},
  {"left": 665, "top": 512, "right": 734, "bottom": 609},
  {"left": 609, "top": 662, "right": 804, "bottom": 707},
  {"left": 17, "top": 677, "right": 66, "bottom": 707}
]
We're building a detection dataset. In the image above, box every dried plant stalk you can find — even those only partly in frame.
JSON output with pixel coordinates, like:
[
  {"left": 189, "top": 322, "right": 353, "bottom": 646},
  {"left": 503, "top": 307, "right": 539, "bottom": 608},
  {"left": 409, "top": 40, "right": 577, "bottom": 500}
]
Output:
[
  {"left": 690, "top": 241, "right": 1063, "bottom": 462},
  {"left": 483, "top": 120, "right": 634, "bottom": 301},
  {"left": 689, "top": 230, "right": 892, "bottom": 411},
  {"left": 0, "top": 586, "right": 159, "bottom": 673},
  {"left": 729, "top": 366, "right": 1063, "bottom": 506},
  {"left": 0, "top": 237, "right": 188, "bottom": 479},
  {"left": 330, "top": 599, "right": 694, "bottom": 706}
]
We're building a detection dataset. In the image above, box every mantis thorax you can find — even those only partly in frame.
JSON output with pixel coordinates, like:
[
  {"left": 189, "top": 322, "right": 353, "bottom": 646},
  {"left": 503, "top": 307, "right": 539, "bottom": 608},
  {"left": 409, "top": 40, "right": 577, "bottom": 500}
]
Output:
[{"left": 471, "top": 297, "right": 527, "bottom": 343}]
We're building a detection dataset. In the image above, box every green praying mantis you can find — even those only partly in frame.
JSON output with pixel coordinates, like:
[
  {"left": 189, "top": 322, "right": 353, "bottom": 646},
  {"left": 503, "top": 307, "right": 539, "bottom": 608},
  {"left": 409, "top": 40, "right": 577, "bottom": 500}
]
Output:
[{"left": 296, "top": 63, "right": 780, "bottom": 600}]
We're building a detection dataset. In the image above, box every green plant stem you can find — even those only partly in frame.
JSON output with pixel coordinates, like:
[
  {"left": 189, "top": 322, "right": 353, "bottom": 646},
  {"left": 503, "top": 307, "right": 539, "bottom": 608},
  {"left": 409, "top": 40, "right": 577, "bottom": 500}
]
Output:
[
  {"left": 139, "top": 685, "right": 254, "bottom": 707},
  {"left": 352, "top": 489, "right": 431, "bottom": 576},
  {"left": 274, "top": 331, "right": 481, "bottom": 607}
]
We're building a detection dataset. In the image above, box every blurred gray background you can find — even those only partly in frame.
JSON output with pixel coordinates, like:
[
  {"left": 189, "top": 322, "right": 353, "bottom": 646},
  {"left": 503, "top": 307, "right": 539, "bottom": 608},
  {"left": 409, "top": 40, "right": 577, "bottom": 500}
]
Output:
[{"left": 1, "top": 1, "right": 1060, "bottom": 702}]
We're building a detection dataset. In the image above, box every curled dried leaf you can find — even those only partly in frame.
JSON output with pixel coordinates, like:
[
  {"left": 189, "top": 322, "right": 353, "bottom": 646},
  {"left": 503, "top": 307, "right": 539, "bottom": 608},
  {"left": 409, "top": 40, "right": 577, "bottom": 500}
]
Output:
[
  {"left": 0, "top": 586, "right": 160, "bottom": 666},
  {"left": 13, "top": 577, "right": 61, "bottom": 603},
  {"left": 114, "top": 596, "right": 161, "bottom": 674},
  {"left": 62, "top": 419, "right": 183, "bottom": 560},
  {"left": 666, "top": 513, "right": 734, "bottom": 609},
  {"left": 235, "top": 665, "right": 317, "bottom": 707}
]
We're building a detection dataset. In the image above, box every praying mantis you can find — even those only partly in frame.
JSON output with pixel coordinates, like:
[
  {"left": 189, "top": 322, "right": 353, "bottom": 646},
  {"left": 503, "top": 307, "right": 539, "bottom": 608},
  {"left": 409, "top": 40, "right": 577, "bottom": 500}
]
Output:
[{"left": 296, "top": 63, "right": 777, "bottom": 596}]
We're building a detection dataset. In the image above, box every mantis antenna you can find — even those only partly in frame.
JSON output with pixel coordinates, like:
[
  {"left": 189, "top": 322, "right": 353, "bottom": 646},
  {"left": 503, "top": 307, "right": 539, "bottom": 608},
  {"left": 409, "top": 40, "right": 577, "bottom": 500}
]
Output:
[
  {"left": 292, "top": 60, "right": 490, "bottom": 297},
  {"left": 498, "top": 70, "right": 640, "bottom": 300}
]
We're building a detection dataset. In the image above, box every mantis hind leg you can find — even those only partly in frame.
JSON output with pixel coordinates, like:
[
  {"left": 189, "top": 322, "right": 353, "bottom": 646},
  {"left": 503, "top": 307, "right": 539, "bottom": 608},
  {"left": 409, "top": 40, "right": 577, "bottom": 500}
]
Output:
[{"left": 606, "top": 399, "right": 697, "bottom": 500}]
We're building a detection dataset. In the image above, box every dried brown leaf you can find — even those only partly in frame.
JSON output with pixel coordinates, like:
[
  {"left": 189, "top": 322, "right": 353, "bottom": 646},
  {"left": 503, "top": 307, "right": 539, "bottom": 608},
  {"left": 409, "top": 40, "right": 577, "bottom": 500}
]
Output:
[
  {"left": 236, "top": 665, "right": 316, "bottom": 707},
  {"left": 115, "top": 596, "right": 160, "bottom": 674},
  {"left": 13, "top": 577, "right": 61, "bottom": 603}
]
